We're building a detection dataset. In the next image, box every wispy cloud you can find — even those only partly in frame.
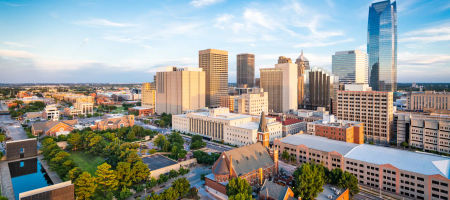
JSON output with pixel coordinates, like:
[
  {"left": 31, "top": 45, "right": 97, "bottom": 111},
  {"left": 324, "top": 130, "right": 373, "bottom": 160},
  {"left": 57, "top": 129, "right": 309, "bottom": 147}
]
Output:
[
  {"left": 75, "top": 18, "right": 136, "bottom": 27},
  {"left": 190, "top": 0, "right": 224, "bottom": 8},
  {"left": 401, "top": 23, "right": 450, "bottom": 43},
  {"left": 2, "top": 41, "right": 32, "bottom": 48},
  {"left": 294, "top": 38, "right": 354, "bottom": 48}
]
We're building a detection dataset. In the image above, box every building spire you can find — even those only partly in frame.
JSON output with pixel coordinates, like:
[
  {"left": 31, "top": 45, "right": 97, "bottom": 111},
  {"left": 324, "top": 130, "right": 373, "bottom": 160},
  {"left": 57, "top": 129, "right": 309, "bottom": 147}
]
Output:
[{"left": 258, "top": 111, "right": 268, "bottom": 132}]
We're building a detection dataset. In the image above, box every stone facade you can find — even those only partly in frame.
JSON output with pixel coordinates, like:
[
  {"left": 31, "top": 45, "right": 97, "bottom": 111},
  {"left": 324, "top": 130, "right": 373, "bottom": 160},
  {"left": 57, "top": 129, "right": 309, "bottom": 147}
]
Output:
[
  {"left": 91, "top": 115, "right": 134, "bottom": 131},
  {"left": 6, "top": 138, "right": 38, "bottom": 160}
]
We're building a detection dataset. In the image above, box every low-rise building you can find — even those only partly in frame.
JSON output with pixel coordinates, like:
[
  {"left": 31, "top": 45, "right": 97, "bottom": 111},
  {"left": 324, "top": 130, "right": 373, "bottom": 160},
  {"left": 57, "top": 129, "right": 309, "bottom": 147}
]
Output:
[
  {"left": 172, "top": 108, "right": 282, "bottom": 146},
  {"left": 306, "top": 115, "right": 364, "bottom": 144},
  {"left": 220, "top": 88, "right": 268, "bottom": 116},
  {"left": 273, "top": 115, "right": 306, "bottom": 137},
  {"left": 394, "top": 112, "right": 450, "bottom": 154},
  {"left": 408, "top": 91, "right": 449, "bottom": 114},
  {"left": 274, "top": 134, "right": 450, "bottom": 200},
  {"left": 31, "top": 120, "right": 78, "bottom": 136},
  {"left": 91, "top": 115, "right": 135, "bottom": 130},
  {"left": 43, "top": 104, "right": 59, "bottom": 121},
  {"left": 128, "top": 106, "right": 154, "bottom": 117},
  {"left": 258, "top": 180, "right": 295, "bottom": 200}
]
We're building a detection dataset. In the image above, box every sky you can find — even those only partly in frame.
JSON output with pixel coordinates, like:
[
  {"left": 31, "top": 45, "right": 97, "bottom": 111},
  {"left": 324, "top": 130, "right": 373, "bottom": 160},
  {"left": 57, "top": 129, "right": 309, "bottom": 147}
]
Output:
[{"left": 0, "top": 0, "right": 449, "bottom": 83}]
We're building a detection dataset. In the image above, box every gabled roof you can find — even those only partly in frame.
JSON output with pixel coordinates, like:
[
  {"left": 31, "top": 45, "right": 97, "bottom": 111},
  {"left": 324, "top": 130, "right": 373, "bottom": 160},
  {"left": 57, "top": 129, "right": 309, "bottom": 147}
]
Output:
[
  {"left": 213, "top": 155, "right": 230, "bottom": 175},
  {"left": 32, "top": 120, "right": 77, "bottom": 133},
  {"left": 224, "top": 143, "right": 274, "bottom": 176},
  {"left": 260, "top": 180, "right": 291, "bottom": 200}
]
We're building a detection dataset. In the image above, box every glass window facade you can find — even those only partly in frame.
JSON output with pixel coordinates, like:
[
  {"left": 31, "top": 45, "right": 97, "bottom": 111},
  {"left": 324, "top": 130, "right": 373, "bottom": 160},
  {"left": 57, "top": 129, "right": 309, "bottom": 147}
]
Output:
[
  {"left": 332, "top": 50, "right": 368, "bottom": 84},
  {"left": 367, "top": 0, "right": 397, "bottom": 92}
]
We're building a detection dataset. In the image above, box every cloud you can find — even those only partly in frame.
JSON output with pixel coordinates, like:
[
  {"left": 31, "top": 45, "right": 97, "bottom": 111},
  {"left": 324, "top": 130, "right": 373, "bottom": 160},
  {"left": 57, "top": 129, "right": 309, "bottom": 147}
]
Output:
[
  {"left": 75, "top": 18, "right": 136, "bottom": 27},
  {"left": 2, "top": 41, "right": 32, "bottom": 48},
  {"left": 0, "top": 49, "right": 34, "bottom": 58},
  {"left": 294, "top": 38, "right": 354, "bottom": 48},
  {"left": 401, "top": 23, "right": 450, "bottom": 43},
  {"left": 190, "top": 0, "right": 224, "bottom": 8}
]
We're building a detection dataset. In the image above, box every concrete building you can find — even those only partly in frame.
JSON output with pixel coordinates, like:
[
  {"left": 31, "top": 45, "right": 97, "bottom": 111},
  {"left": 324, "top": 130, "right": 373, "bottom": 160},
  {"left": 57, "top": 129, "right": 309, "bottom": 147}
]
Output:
[
  {"left": 156, "top": 67, "right": 206, "bottom": 115},
  {"left": 71, "top": 96, "right": 94, "bottom": 116},
  {"left": 306, "top": 115, "right": 364, "bottom": 144},
  {"left": 199, "top": 49, "right": 228, "bottom": 108},
  {"left": 128, "top": 106, "right": 154, "bottom": 117},
  {"left": 172, "top": 108, "right": 282, "bottom": 146},
  {"left": 260, "top": 62, "right": 298, "bottom": 113},
  {"left": 336, "top": 89, "right": 394, "bottom": 144},
  {"left": 276, "top": 115, "right": 306, "bottom": 137},
  {"left": 236, "top": 53, "right": 255, "bottom": 88},
  {"left": 142, "top": 82, "right": 156, "bottom": 109},
  {"left": 394, "top": 112, "right": 450, "bottom": 154},
  {"left": 304, "top": 68, "right": 339, "bottom": 111},
  {"left": 408, "top": 91, "right": 449, "bottom": 114},
  {"left": 220, "top": 88, "right": 268, "bottom": 116},
  {"left": 43, "top": 104, "right": 59, "bottom": 121},
  {"left": 332, "top": 50, "right": 368, "bottom": 84},
  {"left": 274, "top": 134, "right": 450, "bottom": 200},
  {"left": 295, "top": 50, "right": 309, "bottom": 109}
]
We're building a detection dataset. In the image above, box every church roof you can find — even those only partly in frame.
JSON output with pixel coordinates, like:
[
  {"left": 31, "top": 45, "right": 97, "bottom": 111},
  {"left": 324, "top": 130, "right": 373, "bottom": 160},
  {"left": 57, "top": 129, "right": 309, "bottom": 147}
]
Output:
[
  {"left": 296, "top": 50, "right": 309, "bottom": 62},
  {"left": 223, "top": 143, "right": 274, "bottom": 176}
]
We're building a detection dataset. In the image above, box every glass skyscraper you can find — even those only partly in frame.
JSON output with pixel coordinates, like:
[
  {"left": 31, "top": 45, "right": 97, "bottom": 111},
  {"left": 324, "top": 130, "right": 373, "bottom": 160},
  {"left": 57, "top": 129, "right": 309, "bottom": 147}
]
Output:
[
  {"left": 332, "top": 50, "right": 368, "bottom": 84},
  {"left": 367, "top": 0, "right": 397, "bottom": 91}
]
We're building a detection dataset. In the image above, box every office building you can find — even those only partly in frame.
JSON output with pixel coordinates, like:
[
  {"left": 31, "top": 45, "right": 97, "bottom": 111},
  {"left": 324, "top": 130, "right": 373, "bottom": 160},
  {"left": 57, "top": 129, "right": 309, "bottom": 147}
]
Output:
[
  {"left": 408, "top": 91, "right": 450, "bottom": 114},
  {"left": 368, "top": 0, "right": 397, "bottom": 91},
  {"left": 336, "top": 89, "right": 394, "bottom": 144},
  {"left": 332, "top": 50, "right": 368, "bottom": 84},
  {"left": 155, "top": 67, "right": 206, "bottom": 115},
  {"left": 199, "top": 49, "right": 228, "bottom": 108},
  {"left": 277, "top": 56, "right": 292, "bottom": 64},
  {"left": 260, "top": 61, "right": 298, "bottom": 113},
  {"left": 236, "top": 53, "right": 255, "bottom": 88},
  {"left": 43, "top": 104, "right": 59, "bottom": 121},
  {"left": 306, "top": 115, "right": 364, "bottom": 144},
  {"left": 295, "top": 50, "right": 309, "bottom": 108},
  {"left": 172, "top": 108, "right": 282, "bottom": 145},
  {"left": 394, "top": 112, "right": 450, "bottom": 154},
  {"left": 304, "top": 68, "right": 339, "bottom": 111},
  {"left": 220, "top": 88, "right": 268, "bottom": 116},
  {"left": 274, "top": 134, "right": 450, "bottom": 200},
  {"left": 141, "top": 82, "right": 156, "bottom": 109}
]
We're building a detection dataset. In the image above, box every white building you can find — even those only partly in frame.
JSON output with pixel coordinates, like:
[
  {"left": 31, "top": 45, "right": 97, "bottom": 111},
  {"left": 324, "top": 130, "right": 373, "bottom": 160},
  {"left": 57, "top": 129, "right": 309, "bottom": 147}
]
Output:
[
  {"left": 44, "top": 104, "right": 59, "bottom": 121},
  {"left": 332, "top": 50, "right": 368, "bottom": 84},
  {"left": 172, "top": 108, "right": 282, "bottom": 146}
]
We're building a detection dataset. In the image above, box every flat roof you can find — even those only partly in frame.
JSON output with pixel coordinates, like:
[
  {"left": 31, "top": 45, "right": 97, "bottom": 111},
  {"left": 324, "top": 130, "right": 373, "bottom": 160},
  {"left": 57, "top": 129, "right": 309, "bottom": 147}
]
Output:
[
  {"left": 142, "top": 155, "right": 177, "bottom": 170},
  {"left": 280, "top": 134, "right": 358, "bottom": 155},
  {"left": 279, "top": 134, "right": 450, "bottom": 178},
  {"left": 234, "top": 122, "right": 259, "bottom": 130}
]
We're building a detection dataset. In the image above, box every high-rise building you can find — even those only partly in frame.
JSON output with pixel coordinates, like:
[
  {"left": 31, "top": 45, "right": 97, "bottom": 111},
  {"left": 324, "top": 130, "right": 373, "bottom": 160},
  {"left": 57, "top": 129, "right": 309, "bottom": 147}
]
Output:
[
  {"left": 304, "top": 68, "right": 339, "bottom": 111},
  {"left": 155, "top": 67, "right": 205, "bottom": 115},
  {"left": 367, "top": 0, "right": 397, "bottom": 91},
  {"left": 336, "top": 89, "right": 394, "bottom": 144},
  {"left": 141, "top": 82, "right": 156, "bottom": 109},
  {"left": 277, "top": 56, "right": 292, "bottom": 64},
  {"left": 199, "top": 49, "right": 228, "bottom": 108},
  {"left": 260, "top": 61, "right": 298, "bottom": 113},
  {"left": 332, "top": 50, "right": 368, "bottom": 84},
  {"left": 295, "top": 50, "right": 309, "bottom": 108},
  {"left": 237, "top": 53, "right": 255, "bottom": 88}
]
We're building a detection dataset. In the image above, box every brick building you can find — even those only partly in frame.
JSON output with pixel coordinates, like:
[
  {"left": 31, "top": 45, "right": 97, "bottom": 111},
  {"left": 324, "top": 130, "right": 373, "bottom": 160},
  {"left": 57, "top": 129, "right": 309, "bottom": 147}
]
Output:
[
  {"left": 91, "top": 115, "right": 134, "bottom": 130},
  {"left": 31, "top": 120, "right": 78, "bottom": 136}
]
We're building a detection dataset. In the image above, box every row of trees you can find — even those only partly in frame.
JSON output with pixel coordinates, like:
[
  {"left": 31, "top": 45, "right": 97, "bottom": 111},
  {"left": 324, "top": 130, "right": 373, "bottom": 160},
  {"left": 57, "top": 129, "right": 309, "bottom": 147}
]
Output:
[
  {"left": 9, "top": 101, "right": 46, "bottom": 118},
  {"left": 226, "top": 177, "right": 253, "bottom": 200},
  {"left": 146, "top": 177, "right": 198, "bottom": 200},
  {"left": 153, "top": 132, "right": 187, "bottom": 160},
  {"left": 154, "top": 112, "right": 172, "bottom": 127},
  {"left": 292, "top": 163, "right": 359, "bottom": 200}
]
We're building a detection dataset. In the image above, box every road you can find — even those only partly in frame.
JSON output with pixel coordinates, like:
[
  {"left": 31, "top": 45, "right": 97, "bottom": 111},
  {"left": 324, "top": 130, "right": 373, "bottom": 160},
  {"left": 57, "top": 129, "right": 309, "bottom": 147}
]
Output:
[
  {"left": 0, "top": 114, "right": 27, "bottom": 141},
  {"left": 135, "top": 119, "right": 234, "bottom": 152}
]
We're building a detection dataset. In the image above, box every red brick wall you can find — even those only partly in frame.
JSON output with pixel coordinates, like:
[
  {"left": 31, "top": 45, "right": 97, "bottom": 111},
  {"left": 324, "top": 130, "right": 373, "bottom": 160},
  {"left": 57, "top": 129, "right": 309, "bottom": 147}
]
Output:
[{"left": 205, "top": 177, "right": 227, "bottom": 195}]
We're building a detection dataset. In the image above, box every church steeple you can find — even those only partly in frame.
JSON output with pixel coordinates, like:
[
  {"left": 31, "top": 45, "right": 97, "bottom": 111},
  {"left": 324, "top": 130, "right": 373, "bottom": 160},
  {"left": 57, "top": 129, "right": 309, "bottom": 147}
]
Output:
[{"left": 257, "top": 111, "right": 268, "bottom": 132}]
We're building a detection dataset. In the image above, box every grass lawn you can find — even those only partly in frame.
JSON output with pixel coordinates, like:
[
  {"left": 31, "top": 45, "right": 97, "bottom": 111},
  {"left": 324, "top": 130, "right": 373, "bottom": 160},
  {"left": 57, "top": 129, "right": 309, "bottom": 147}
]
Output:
[{"left": 70, "top": 152, "right": 105, "bottom": 175}]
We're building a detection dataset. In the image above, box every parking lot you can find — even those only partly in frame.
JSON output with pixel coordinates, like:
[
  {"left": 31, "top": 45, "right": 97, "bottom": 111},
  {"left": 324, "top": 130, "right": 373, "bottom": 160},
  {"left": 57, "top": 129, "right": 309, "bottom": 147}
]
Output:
[{"left": 142, "top": 154, "right": 177, "bottom": 170}]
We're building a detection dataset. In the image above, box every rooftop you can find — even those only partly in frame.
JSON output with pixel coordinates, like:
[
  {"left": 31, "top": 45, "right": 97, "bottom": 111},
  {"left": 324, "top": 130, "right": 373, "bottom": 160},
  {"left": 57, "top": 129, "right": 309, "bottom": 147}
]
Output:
[{"left": 279, "top": 134, "right": 450, "bottom": 178}]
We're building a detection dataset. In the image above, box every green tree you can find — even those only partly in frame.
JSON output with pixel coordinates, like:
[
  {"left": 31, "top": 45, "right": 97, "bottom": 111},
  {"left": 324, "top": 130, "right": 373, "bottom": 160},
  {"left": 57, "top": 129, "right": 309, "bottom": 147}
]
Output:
[
  {"left": 153, "top": 134, "right": 167, "bottom": 150},
  {"left": 226, "top": 177, "right": 252, "bottom": 198},
  {"left": 118, "top": 187, "right": 132, "bottom": 200},
  {"left": 116, "top": 162, "right": 133, "bottom": 187},
  {"left": 173, "top": 177, "right": 190, "bottom": 197},
  {"left": 74, "top": 172, "right": 97, "bottom": 200},
  {"left": 131, "top": 161, "right": 150, "bottom": 184},
  {"left": 281, "top": 150, "right": 290, "bottom": 161},
  {"left": 229, "top": 192, "right": 252, "bottom": 200},
  {"left": 162, "top": 187, "right": 179, "bottom": 200},
  {"left": 95, "top": 163, "right": 118, "bottom": 195},
  {"left": 292, "top": 163, "right": 325, "bottom": 200},
  {"left": 66, "top": 167, "right": 83, "bottom": 182},
  {"left": 68, "top": 133, "right": 82, "bottom": 150}
]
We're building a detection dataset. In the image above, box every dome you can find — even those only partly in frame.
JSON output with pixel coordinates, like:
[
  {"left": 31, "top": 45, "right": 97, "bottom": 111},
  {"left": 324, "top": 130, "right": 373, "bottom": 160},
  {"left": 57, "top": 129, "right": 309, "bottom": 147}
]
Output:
[{"left": 296, "top": 50, "right": 308, "bottom": 62}]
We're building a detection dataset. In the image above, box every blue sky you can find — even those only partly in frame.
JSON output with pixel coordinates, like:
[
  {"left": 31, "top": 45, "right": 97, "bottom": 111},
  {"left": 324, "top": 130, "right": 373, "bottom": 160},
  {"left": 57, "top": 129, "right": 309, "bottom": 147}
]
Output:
[{"left": 0, "top": 0, "right": 449, "bottom": 83}]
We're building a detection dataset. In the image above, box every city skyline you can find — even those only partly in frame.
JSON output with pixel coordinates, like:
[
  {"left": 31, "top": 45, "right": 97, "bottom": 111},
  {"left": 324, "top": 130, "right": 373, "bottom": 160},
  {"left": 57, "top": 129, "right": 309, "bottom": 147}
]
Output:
[{"left": 0, "top": 0, "right": 449, "bottom": 83}]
